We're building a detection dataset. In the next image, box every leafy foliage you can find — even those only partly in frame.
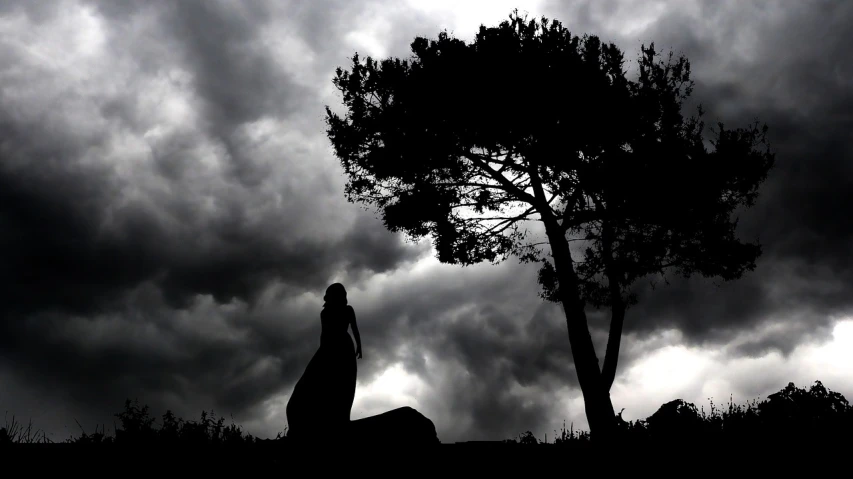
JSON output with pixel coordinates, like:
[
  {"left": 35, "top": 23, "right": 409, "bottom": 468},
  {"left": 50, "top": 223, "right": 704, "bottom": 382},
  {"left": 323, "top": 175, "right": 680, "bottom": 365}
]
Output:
[
  {"left": 109, "top": 398, "right": 271, "bottom": 447},
  {"left": 326, "top": 10, "right": 774, "bottom": 314}
]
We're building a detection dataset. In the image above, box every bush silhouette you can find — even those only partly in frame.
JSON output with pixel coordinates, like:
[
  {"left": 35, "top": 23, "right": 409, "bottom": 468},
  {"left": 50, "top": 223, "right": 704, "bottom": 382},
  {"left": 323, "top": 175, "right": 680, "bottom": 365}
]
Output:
[
  {"left": 645, "top": 399, "right": 704, "bottom": 441},
  {"left": 109, "top": 398, "right": 265, "bottom": 447},
  {"left": 509, "top": 380, "right": 852, "bottom": 448}
]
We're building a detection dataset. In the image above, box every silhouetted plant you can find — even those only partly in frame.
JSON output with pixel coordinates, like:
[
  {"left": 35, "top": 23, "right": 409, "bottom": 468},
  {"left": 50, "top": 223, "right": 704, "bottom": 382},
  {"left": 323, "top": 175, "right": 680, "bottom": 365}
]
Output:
[
  {"left": 534, "top": 380, "right": 852, "bottom": 448},
  {"left": 111, "top": 400, "right": 268, "bottom": 447},
  {"left": 68, "top": 420, "right": 113, "bottom": 444},
  {"left": 158, "top": 409, "right": 181, "bottom": 444},
  {"left": 553, "top": 420, "right": 591, "bottom": 445},
  {"left": 517, "top": 430, "right": 541, "bottom": 445},
  {"left": 756, "top": 380, "right": 851, "bottom": 440},
  {"left": 3, "top": 412, "right": 50, "bottom": 444},
  {"left": 114, "top": 398, "right": 157, "bottom": 445}
]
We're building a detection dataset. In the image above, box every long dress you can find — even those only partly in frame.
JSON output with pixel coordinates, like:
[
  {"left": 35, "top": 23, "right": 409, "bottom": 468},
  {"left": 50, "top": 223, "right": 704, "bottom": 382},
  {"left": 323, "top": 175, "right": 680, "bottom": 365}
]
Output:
[{"left": 286, "top": 304, "right": 357, "bottom": 440}]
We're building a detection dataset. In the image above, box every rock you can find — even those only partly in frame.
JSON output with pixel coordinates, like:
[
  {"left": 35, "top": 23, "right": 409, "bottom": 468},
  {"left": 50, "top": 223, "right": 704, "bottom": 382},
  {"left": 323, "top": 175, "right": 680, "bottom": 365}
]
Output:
[
  {"left": 646, "top": 399, "right": 703, "bottom": 439},
  {"left": 349, "top": 407, "right": 440, "bottom": 445},
  {"left": 286, "top": 406, "right": 440, "bottom": 446}
]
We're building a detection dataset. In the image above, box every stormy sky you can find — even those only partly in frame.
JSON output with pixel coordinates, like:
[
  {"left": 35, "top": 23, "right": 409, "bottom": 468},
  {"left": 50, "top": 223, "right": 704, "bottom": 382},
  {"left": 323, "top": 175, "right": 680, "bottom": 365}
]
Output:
[{"left": 1, "top": 0, "right": 852, "bottom": 443}]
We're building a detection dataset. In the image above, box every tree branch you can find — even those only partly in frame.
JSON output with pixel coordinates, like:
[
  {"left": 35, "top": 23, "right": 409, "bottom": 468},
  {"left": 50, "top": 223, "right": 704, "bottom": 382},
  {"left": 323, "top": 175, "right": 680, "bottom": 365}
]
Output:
[
  {"left": 450, "top": 199, "right": 514, "bottom": 209},
  {"left": 465, "top": 152, "right": 542, "bottom": 209},
  {"left": 480, "top": 206, "right": 538, "bottom": 236},
  {"left": 521, "top": 160, "right": 559, "bottom": 224},
  {"left": 438, "top": 182, "right": 506, "bottom": 190},
  {"left": 560, "top": 208, "right": 601, "bottom": 233},
  {"left": 477, "top": 213, "right": 537, "bottom": 221},
  {"left": 559, "top": 187, "right": 603, "bottom": 233},
  {"left": 495, "top": 145, "right": 516, "bottom": 174}
]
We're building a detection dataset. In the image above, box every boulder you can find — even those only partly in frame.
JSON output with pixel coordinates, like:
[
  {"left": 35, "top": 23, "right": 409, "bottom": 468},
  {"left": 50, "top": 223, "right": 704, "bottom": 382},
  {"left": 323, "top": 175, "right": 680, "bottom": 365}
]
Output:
[
  {"left": 646, "top": 398, "right": 703, "bottom": 440},
  {"left": 349, "top": 407, "right": 440, "bottom": 445},
  {"left": 286, "top": 406, "right": 440, "bottom": 446}
]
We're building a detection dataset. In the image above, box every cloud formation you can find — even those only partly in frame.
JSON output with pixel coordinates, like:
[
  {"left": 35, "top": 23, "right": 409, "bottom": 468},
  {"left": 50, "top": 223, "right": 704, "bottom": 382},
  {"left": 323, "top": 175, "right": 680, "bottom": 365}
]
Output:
[
  {"left": 0, "top": 0, "right": 851, "bottom": 443},
  {"left": 543, "top": 0, "right": 853, "bottom": 357}
]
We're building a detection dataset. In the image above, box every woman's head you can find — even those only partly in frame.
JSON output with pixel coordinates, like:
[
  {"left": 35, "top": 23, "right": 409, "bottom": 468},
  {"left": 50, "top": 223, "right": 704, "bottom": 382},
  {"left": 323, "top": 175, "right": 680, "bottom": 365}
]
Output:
[{"left": 323, "top": 283, "right": 347, "bottom": 307}]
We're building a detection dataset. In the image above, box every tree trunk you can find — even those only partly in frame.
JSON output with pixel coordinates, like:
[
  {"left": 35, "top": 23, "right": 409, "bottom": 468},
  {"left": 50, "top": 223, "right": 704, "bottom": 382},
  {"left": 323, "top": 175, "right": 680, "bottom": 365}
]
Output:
[
  {"left": 526, "top": 159, "right": 616, "bottom": 441},
  {"left": 600, "top": 216, "right": 626, "bottom": 393},
  {"left": 545, "top": 225, "right": 617, "bottom": 441},
  {"left": 601, "top": 301, "right": 626, "bottom": 392}
]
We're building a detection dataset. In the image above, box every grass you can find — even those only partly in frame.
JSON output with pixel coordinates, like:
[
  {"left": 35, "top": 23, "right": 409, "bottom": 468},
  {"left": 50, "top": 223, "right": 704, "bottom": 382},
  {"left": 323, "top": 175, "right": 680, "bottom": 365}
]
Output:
[
  {"left": 501, "top": 380, "right": 853, "bottom": 450},
  {"left": 1, "top": 379, "right": 850, "bottom": 468}
]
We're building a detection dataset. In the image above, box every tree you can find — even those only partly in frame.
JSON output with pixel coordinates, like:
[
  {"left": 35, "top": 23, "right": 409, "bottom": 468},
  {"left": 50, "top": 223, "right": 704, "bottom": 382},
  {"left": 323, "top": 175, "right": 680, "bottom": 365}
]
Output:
[{"left": 324, "top": 11, "right": 774, "bottom": 441}]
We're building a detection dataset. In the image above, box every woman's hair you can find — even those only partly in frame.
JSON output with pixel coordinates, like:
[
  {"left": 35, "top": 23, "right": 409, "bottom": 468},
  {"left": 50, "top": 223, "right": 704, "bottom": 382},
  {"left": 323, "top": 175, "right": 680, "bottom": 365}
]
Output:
[{"left": 323, "top": 283, "right": 348, "bottom": 307}]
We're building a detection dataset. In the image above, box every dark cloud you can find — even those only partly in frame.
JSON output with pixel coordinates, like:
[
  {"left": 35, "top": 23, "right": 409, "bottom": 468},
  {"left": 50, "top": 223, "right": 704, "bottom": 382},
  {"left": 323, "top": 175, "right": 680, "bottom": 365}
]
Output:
[
  {"left": 0, "top": 0, "right": 425, "bottom": 439},
  {"left": 0, "top": 0, "right": 424, "bottom": 315},
  {"left": 543, "top": 0, "right": 853, "bottom": 358},
  {"left": 342, "top": 261, "right": 575, "bottom": 441},
  {"left": 1, "top": 0, "right": 852, "bottom": 444}
]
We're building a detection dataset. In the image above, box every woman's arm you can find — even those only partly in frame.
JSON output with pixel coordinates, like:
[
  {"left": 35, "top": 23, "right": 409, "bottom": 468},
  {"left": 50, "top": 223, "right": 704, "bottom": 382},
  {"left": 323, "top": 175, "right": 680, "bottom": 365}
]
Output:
[{"left": 349, "top": 307, "right": 362, "bottom": 359}]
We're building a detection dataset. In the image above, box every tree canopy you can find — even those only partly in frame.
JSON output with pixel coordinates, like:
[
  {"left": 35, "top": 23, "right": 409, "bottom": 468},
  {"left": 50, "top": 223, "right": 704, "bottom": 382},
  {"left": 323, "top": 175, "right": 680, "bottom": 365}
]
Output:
[{"left": 327, "top": 14, "right": 772, "bottom": 297}]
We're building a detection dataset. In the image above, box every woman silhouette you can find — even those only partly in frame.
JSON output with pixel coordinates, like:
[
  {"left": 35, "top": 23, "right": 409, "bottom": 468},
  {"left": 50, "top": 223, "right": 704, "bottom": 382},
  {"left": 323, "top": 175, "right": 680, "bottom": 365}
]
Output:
[{"left": 286, "top": 283, "right": 362, "bottom": 441}]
